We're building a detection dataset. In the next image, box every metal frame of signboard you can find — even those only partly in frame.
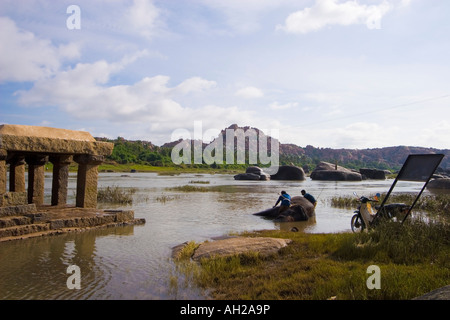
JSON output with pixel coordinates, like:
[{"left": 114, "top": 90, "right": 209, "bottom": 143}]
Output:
[{"left": 374, "top": 154, "right": 445, "bottom": 224}]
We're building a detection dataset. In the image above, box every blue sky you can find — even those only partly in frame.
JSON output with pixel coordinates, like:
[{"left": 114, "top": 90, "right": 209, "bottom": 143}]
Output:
[{"left": 1, "top": 0, "right": 449, "bottom": 149}]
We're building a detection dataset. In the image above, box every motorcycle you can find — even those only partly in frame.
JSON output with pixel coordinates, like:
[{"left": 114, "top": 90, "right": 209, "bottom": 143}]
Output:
[{"left": 350, "top": 192, "right": 409, "bottom": 233}]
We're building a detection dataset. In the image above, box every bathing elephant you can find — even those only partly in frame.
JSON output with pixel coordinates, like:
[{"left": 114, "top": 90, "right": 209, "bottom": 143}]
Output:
[{"left": 253, "top": 196, "right": 315, "bottom": 222}]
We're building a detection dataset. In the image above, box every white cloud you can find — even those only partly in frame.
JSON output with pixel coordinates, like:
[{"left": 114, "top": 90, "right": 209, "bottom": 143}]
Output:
[
  {"left": 0, "top": 16, "right": 80, "bottom": 82},
  {"left": 417, "top": 120, "right": 450, "bottom": 150},
  {"left": 399, "top": 0, "right": 412, "bottom": 7},
  {"left": 125, "top": 0, "right": 162, "bottom": 39},
  {"left": 17, "top": 57, "right": 214, "bottom": 121},
  {"left": 277, "top": 0, "right": 393, "bottom": 34},
  {"left": 235, "top": 86, "right": 264, "bottom": 99},
  {"left": 269, "top": 101, "right": 298, "bottom": 110},
  {"left": 174, "top": 77, "right": 217, "bottom": 95},
  {"left": 279, "top": 121, "right": 403, "bottom": 149},
  {"left": 324, "top": 105, "right": 343, "bottom": 117},
  {"left": 15, "top": 54, "right": 257, "bottom": 144}
]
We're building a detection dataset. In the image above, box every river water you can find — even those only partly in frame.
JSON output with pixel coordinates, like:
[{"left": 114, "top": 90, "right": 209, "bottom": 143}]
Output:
[{"left": 0, "top": 172, "right": 436, "bottom": 300}]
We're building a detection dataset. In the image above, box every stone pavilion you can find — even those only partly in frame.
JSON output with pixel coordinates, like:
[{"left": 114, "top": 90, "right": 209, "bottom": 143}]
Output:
[{"left": 0, "top": 124, "right": 144, "bottom": 241}]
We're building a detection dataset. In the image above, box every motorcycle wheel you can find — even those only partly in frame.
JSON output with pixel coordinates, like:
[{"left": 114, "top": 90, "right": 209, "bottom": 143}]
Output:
[{"left": 351, "top": 214, "right": 365, "bottom": 233}]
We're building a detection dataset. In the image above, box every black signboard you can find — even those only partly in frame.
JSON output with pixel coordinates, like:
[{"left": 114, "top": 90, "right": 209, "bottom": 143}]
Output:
[
  {"left": 376, "top": 154, "right": 445, "bottom": 223},
  {"left": 396, "top": 154, "right": 445, "bottom": 182}
]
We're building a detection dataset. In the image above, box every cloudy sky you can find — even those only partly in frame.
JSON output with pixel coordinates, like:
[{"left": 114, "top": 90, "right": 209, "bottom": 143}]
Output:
[{"left": 1, "top": 0, "right": 449, "bottom": 149}]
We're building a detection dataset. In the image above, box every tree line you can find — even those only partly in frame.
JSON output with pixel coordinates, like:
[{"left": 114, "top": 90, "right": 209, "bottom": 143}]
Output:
[{"left": 97, "top": 137, "right": 420, "bottom": 172}]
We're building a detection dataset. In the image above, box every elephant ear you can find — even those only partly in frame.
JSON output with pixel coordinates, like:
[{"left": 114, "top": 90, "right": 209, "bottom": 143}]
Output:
[{"left": 290, "top": 205, "right": 309, "bottom": 221}]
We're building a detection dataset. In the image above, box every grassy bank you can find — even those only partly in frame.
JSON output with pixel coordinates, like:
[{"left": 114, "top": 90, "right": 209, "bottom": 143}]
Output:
[
  {"left": 43, "top": 162, "right": 244, "bottom": 175},
  {"left": 173, "top": 219, "right": 449, "bottom": 300},
  {"left": 100, "top": 163, "right": 243, "bottom": 174},
  {"left": 331, "top": 193, "right": 450, "bottom": 218}
]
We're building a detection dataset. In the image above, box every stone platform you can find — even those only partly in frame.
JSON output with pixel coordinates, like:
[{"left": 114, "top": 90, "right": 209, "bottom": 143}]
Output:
[{"left": 0, "top": 204, "right": 145, "bottom": 242}]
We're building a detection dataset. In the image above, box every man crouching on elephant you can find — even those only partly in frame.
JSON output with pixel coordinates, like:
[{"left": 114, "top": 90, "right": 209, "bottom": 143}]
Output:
[{"left": 274, "top": 191, "right": 291, "bottom": 214}]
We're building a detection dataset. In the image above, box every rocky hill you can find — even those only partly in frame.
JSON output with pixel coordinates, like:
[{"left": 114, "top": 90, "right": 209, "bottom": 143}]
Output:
[
  {"left": 96, "top": 125, "right": 450, "bottom": 171},
  {"left": 296, "top": 145, "right": 450, "bottom": 172}
]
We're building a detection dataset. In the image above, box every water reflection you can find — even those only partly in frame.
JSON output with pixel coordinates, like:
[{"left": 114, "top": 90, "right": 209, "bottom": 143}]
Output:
[
  {"left": 0, "top": 225, "right": 138, "bottom": 299},
  {"left": 275, "top": 217, "right": 317, "bottom": 233}
]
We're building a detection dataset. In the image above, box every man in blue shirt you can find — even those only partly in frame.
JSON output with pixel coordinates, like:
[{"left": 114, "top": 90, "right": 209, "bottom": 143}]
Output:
[
  {"left": 301, "top": 190, "right": 317, "bottom": 207},
  {"left": 274, "top": 190, "right": 291, "bottom": 213}
]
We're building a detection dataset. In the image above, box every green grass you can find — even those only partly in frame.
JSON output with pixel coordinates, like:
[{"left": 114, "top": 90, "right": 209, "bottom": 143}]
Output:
[
  {"left": 97, "top": 163, "right": 243, "bottom": 175},
  {"left": 330, "top": 193, "right": 450, "bottom": 218},
  {"left": 155, "top": 194, "right": 181, "bottom": 203},
  {"left": 97, "top": 185, "right": 137, "bottom": 204},
  {"left": 43, "top": 161, "right": 244, "bottom": 175},
  {"left": 330, "top": 195, "right": 360, "bottom": 208},
  {"left": 166, "top": 185, "right": 211, "bottom": 192},
  {"left": 173, "top": 219, "right": 449, "bottom": 300},
  {"left": 189, "top": 180, "right": 210, "bottom": 184},
  {"left": 165, "top": 184, "right": 240, "bottom": 193}
]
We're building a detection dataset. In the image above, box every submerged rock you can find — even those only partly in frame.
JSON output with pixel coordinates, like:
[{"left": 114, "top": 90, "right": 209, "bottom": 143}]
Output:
[
  {"left": 234, "top": 166, "right": 270, "bottom": 181},
  {"left": 427, "top": 178, "right": 450, "bottom": 190},
  {"left": 270, "top": 165, "right": 306, "bottom": 180},
  {"left": 359, "top": 168, "right": 386, "bottom": 180},
  {"left": 233, "top": 173, "right": 261, "bottom": 180}
]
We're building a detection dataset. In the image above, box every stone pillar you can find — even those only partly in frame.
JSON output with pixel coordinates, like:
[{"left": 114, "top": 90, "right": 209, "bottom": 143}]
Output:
[
  {"left": 26, "top": 154, "right": 49, "bottom": 205},
  {"left": 50, "top": 155, "right": 73, "bottom": 206},
  {"left": 8, "top": 154, "right": 26, "bottom": 193},
  {"left": 74, "top": 154, "right": 104, "bottom": 208},
  {"left": 0, "top": 149, "right": 7, "bottom": 195}
]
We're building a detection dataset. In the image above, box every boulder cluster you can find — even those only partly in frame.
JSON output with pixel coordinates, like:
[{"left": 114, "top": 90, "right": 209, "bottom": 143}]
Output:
[
  {"left": 310, "top": 162, "right": 388, "bottom": 181},
  {"left": 427, "top": 178, "right": 450, "bottom": 190},
  {"left": 427, "top": 167, "right": 450, "bottom": 190},
  {"left": 234, "top": 165, "right": 306, "bottom": 181},
  {"left": 233, "top": 161, "right": 450, "bottom": 188}
]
